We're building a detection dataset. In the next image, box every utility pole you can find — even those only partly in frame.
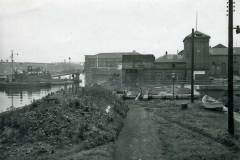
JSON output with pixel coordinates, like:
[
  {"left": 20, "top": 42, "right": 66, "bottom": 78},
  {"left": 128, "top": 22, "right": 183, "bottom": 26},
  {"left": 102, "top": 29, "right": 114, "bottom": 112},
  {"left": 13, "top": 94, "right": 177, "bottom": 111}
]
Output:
[
  {"left": 191, "top": 28, "right": 195, "bottom": 103},
  {"left": 11, "top": 50, "right": 14, "bottom": 82},
  {"left": 228, "top": 0, "right": 234, "bottom": 135},
  {"left": 10, "top": 50, "right": 19, "bottom": 82},
  {"left": 172, "top": 73, "right": 176, "bottom": 100},
  {"left": 68, "top": 57, "right": 71, "bottom": 73}
]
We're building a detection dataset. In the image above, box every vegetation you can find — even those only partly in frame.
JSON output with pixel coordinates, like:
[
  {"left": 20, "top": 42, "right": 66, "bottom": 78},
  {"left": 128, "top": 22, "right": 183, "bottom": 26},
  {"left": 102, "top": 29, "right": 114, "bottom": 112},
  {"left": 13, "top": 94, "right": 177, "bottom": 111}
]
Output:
[{"left": 0, "top": 85, "right": 128, "bottom": 160}]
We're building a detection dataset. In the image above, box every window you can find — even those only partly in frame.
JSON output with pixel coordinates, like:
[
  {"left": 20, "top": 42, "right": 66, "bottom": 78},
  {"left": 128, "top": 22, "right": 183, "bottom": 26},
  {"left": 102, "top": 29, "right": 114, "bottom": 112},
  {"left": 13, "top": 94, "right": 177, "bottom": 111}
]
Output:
[
  {"left": 221, "top": 63, "right": 226, "bottom": 75},
  {"left": 234, "top": 61, "right": 239, "bottom": 75},
  {"left": 211, "top": 62, "right": 216, "bottom": 75}
]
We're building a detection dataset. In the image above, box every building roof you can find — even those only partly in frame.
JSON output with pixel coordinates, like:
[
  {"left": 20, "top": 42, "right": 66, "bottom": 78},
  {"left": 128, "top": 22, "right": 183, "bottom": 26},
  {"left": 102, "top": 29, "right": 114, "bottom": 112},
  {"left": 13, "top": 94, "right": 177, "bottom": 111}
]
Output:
[
  {"left": 183, "top": 30, "right": 210, "bottom": 42},
  {"left": 122, "top": 54, "right": 155, "bottom": 62},
  {"left": 178, "top": 50, "right": 184, "bottom": 56},
  {"left": 209, "top": 47, "right": 240, "bottom": 56},
  {"left": 213, "top": 44, "right": 227, "bottom": 48},
  {"left": 156, "top": 54, "right": 185, "bottom": 63},
  {"left": 96, "top": 51, "right": 140, "bottom": 58}
]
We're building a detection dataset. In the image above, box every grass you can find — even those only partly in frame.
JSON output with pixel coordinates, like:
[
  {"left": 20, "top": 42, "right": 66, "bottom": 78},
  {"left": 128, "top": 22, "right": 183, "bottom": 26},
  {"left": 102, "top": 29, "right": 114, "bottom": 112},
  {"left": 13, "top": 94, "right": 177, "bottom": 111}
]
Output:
[{"left": 149, "top": 100, "right": 240, "bottom": 160}]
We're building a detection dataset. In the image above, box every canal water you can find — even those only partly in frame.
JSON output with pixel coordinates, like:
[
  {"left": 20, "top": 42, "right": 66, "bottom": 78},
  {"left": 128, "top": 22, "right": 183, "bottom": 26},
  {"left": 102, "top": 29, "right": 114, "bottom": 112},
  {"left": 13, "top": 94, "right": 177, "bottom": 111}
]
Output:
[{"left": 0, "top": 74, "right": 85, "bottom": 112}]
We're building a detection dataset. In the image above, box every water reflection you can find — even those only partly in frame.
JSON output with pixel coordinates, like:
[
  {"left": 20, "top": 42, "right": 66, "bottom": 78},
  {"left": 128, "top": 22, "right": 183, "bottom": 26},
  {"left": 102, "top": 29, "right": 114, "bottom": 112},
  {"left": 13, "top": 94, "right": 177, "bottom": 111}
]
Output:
[
  {"left": 0, "top": 85, "right": 71, "bottom": 112},
  {"left": 0, "top": 73, "right": 85, "bottom": 112}
]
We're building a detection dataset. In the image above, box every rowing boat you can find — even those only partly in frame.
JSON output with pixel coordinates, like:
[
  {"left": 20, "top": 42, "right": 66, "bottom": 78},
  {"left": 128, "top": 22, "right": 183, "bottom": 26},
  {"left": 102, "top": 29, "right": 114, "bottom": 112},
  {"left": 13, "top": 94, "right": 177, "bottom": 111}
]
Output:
[{"left": 202, "top": 95, "right": 225, "bottom": 110}]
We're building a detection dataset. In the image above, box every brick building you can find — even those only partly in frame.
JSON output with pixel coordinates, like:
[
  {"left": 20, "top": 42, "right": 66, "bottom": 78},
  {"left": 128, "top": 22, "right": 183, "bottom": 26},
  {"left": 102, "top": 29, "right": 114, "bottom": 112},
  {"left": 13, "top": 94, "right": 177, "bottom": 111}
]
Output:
[
  {"left": 84, "top": 30, "right": 240, "bottom": 87},
  {"left": 182, "top": 31, "right": 210, "bottom": 80},
  {"left": 122, "top": 54, "right": 155, "bottom": 87},
  {"left": 209, "top": 45, "right": 240, "bottom": 77},
  {"left": 181, "top": 31, "right": 240, "bottom": 79},
  {"left": 84, "top": 51, "right": 140, "bottom": 85},
  {"left": 121, "top": 54, "right": 186, "bottom": 87}
]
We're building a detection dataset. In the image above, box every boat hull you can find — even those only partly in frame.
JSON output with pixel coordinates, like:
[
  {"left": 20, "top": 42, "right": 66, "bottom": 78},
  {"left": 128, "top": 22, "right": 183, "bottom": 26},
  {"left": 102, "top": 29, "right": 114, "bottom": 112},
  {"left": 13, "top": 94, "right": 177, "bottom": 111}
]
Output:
[
  {"left": 202, "top": 95, "right": 225, "bottom": 110},
  {"left": 0, "top": 81, "right": 51, "bottom": 88}
]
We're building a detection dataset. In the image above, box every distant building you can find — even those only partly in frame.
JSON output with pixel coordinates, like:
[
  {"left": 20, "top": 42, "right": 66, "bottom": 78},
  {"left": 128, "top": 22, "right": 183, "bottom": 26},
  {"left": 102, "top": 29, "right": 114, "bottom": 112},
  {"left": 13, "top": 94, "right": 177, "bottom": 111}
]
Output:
[
  {"left": 84, "top": 51, "right": 140, "bottom": 85},
  {"left": 0, "top": 62, "right": 83, "bottom": 76},
  {"left": 181, "top": 31, "right": 240, "bottom": 79},
  {"left": 182, "top": 31, "right": 210, "bottom": 80},
  {"left": 122, "top": 54, "right": 155, "bottom": 87},
  {"left": 27, "top": 66, "right": 43, "bottom": 75},
  {"left": 209, "top": 46, "right": 240, "bottom": 77},
  {"left": 84, "top": 31, "right": 240, "bottom": 87},
  {"left": 122, "top": 53, "right": 186, "bottom": 87}
]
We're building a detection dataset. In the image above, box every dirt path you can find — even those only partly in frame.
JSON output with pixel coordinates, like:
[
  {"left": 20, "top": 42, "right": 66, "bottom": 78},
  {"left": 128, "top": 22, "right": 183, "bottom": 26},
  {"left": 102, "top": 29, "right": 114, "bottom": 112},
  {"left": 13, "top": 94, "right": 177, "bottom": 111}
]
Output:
[
  {"left": 113, "top": 100, "right": 240, "bottom": 160},
  {"left": 114, "top": 104, "right": 163, "bottom": 160}
]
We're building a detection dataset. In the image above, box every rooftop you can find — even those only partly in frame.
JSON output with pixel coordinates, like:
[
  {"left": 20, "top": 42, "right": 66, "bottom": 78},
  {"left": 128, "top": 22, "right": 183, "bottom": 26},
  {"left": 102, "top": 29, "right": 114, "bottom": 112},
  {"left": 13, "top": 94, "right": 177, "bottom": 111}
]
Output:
[
  {"left": 183, "top": 30, "right": 210, "bottom": 42},
  {"left": 209, "top": 47, "right": 240, "bottom": 56},
  {"left": 178, "top": 50, "right": 184, "bottom": 56},
  {"left": 122, "top": 54, "right": 155, "bottom": 62},
  {"left": 96, "top": 51, "right": 140, "bottom": 58},
  {"left": 213, "top": 44, "right": 227, "bottom": 48},
  {"left": 156, "top": 54, "right": 185, "bottom": 63}
]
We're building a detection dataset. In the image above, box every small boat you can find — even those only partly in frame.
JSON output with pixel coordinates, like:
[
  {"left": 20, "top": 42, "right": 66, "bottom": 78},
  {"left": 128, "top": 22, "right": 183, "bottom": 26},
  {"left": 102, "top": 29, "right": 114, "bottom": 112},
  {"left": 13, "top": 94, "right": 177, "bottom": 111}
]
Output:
[
  {"left": 234, "top": 112, "right": 240, "bottom": 123},
  {"left": 202, "top": 95, "right": 226, "bottom": 110},
  {"left": 123, "top": 91, "right": 137, "bottom": 99},
  {"left": 143, "top": 94, "right": 149, "bottom": 101}
]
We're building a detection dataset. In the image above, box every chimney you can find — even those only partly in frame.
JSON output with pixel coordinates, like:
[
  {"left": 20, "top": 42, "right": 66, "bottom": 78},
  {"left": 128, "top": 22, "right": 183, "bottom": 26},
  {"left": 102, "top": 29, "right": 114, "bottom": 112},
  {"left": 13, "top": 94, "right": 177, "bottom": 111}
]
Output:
[{"left": 165, "top": 51, "right": 168, "bottom": 55}]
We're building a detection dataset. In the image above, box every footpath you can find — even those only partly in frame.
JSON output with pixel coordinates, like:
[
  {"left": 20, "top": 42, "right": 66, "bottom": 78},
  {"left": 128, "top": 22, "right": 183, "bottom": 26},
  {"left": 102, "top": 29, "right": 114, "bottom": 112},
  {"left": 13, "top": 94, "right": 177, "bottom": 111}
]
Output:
[
  {"left": 114, "top": 100, "right": 240, "bottom": 160},
  {"left": 114, "top": 103, "right": 163, "bottom": 160}
]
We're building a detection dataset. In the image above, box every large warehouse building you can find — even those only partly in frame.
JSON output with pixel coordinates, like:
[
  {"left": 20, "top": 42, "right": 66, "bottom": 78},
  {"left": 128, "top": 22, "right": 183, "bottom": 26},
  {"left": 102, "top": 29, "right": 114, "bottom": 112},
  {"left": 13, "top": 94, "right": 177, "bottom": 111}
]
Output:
[{"left": 84, "top": 31, "right": 240, "bottom": 87}]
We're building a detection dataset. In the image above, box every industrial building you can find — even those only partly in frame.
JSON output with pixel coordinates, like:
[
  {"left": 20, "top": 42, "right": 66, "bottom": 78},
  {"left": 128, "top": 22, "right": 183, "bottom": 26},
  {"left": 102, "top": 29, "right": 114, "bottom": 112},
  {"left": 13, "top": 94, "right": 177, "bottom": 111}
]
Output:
[{"left": 84, "top": 30, "right": 240, "bottom": 87}]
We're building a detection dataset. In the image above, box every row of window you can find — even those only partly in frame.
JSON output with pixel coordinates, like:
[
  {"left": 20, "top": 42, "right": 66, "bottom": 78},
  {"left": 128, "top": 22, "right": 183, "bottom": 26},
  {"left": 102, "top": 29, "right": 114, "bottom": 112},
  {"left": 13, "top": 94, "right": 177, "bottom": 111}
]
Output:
[{"left": 211, "top": 62, "right": 239, "bottom": 75}]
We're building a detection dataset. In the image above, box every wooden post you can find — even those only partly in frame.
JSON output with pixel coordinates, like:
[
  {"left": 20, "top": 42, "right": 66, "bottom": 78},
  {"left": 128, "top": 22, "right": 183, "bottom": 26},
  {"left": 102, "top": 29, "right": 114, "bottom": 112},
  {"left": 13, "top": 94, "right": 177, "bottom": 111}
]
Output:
[
  {"left": 228, "top": 0, "right": 234, "bottom": 135},
  {"left": 191, "top": 29, "right": 195, "bottom": 103}
]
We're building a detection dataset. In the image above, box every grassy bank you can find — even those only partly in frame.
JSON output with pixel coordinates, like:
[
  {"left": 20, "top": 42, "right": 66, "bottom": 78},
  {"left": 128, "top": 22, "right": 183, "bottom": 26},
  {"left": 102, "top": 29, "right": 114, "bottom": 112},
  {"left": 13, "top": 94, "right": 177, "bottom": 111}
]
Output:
[
  {"left": 146, "top": 100, "right": 240, "bottom": 160},
  {"left": 0, "top": 85, "right": 128, "bottom": 160}
]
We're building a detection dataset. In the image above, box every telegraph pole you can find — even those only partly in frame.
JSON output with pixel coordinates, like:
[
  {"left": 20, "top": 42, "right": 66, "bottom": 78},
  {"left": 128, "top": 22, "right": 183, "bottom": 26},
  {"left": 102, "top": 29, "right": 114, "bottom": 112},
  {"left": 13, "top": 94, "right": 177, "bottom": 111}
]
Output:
[
  {"left": 191, "top": 28, "right": 195, "bottom": 103},
  {"left": 11, "top": 50, "right": 14, "bottom": 82},
  {"left": 172, "top": 73, "right": 176, "bottom": 100},
  {"left": 228, "top": 0, "right": 234, "bottom": 135},
  {"left": 10, "top": 50, "right": 19, "bottom": 82}
]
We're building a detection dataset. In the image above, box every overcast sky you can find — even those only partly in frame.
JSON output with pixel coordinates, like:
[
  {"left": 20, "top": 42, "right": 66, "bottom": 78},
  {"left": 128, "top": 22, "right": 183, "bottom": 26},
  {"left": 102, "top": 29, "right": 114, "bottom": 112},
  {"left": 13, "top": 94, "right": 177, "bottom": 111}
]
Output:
[{"left": 0, "top": 0, "right": 239, "bottom": 63}]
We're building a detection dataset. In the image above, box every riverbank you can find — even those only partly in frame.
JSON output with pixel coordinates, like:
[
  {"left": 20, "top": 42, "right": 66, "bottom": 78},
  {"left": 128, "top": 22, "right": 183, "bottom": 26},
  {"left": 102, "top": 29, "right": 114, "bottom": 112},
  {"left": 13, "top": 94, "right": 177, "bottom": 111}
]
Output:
[
  {"left": 113, "top": 100, "right": 240, "bottom": 160},
  {"left": 0, "top": 85, "right": 128, "bottom": 160}
]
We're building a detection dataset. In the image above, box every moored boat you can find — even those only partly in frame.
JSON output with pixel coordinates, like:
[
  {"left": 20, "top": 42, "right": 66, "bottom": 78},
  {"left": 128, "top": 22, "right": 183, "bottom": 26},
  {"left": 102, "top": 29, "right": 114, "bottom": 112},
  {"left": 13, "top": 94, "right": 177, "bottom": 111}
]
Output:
[
  {"left": 0, "top": 81, "right": 51, "bottom": 88},
  {"left": 123, "top": 90, "right": 137, "bottom": 99},
  {"left": 202, "top": 95, "right": 226, "bottom": 110},
  {"left": 142, "top": 92, "right": 149, "bottom": 101}
]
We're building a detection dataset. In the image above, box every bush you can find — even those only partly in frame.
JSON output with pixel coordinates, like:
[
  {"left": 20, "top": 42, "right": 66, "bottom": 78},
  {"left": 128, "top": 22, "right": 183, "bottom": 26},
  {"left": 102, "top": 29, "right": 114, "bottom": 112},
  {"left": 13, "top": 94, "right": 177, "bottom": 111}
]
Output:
[{"left": 0, "top": 85, "right": 129, "bottom": 160}]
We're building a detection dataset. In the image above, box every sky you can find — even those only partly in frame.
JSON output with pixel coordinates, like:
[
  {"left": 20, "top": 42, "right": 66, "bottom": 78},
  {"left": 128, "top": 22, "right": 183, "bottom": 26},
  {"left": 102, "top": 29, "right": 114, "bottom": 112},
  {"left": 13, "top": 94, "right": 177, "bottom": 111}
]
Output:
[{"left": 0, "top": 0, "right": 239, "bottom": 63}]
